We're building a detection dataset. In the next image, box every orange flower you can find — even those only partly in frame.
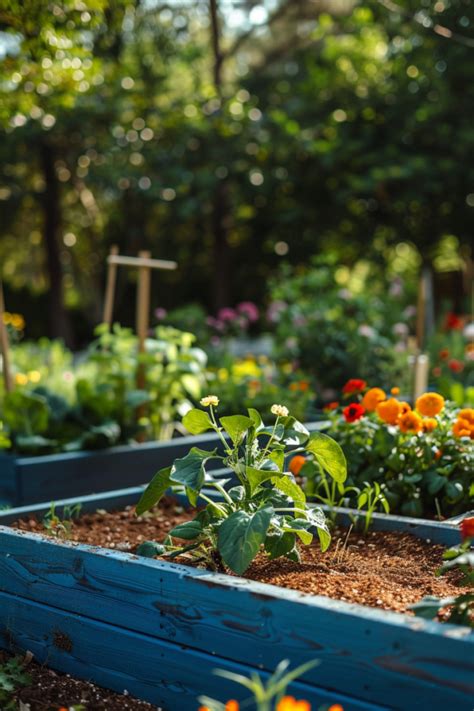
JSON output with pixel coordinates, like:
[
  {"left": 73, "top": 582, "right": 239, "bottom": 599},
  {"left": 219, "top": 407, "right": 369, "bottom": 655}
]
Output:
[
  {"left": 398, "top": 410, "right": 423, "bottom": 434},
  {"left": 390, "top": 387, "right": 400, "bottom": 395},
  {"left": 328, "top": 706, "right": 345, "bottom": 711},
  {"left": 434, "top": 448, "right": 442, "bottom": 460},
  {"left": 361, "top": 387, "right": 386, "bottom": 412},
  {"left": 226, "top": 702, "right": 239, "bottom": 711},
  {"left": 422, "top": 418, "right": 438, "bottom": 433},
  {"left": 276, "top": 696, "right": 311, "bottom": 711},
  {"left": 459, "top": 408, "right": 474, "bottom": 425},
  {"left": 290, "top": 382, "right": 299, "bottom": 391},
  {"left": 290, "top": 455, "right": 307, "bottom": 476},
  {"left": 461, "top": 517, "right": 474, "bottom": 540},
  {"left": 399, "top": 401, "right": 411, "bottom": 415},
  {"left": 452, "top": 418, "right": 473, "bottom": 439},
  {"left": 415, "top": 392, "right": 445, "bottom": 417},
  {"left": 376, "top": 398, "right": 402, "bottom": 425},
  {"left": 324, "top": 401, "right": 339, "bottom": 411},
  {"left": 299, "top": 380, "right": 310, "bottom": 392}
]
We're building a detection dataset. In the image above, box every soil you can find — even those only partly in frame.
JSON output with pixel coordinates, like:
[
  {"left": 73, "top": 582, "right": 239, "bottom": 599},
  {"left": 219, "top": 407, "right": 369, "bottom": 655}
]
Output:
[
  {"left": 1, "top": 651, "right": 160, "bottom": 710},
  {"left": 12, "top": 498, "right": 464, "bottom": 615}
]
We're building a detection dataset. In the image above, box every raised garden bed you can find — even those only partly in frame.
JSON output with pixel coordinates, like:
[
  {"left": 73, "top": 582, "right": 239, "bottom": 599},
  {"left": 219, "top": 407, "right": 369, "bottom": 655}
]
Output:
[{"left": 0, "top": 487, "right": 472, "bottom": 711}]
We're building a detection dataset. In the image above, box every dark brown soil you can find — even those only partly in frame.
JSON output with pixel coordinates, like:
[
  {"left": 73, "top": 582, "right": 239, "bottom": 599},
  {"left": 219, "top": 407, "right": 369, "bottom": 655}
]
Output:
[
  {"left": 12, "top": 498, "right": 464, "bottom": 615},
  {"left": 1, "top": 651, "right": 160, "bottom": 710}
]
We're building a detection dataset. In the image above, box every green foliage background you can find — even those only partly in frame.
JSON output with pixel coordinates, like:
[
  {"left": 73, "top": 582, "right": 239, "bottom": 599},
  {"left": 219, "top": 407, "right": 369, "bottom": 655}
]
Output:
[{"left": 0, "top": 0, "right": 472, "bottom": 344}]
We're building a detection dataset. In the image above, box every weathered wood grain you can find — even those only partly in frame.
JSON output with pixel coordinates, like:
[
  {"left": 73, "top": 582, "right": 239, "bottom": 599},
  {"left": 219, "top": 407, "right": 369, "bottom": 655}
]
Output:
[
  {"left": 0, "top": 526, "right": 472, "bottom": 711},
  {"left": 0, "top": 591, "right": 383, "bottom": 711}
]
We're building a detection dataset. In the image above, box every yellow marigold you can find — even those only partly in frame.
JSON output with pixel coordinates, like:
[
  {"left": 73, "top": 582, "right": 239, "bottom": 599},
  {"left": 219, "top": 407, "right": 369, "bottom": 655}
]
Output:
[
  {"left": 453, "top": 418, "right": 474, "bottom": 439},
  {"left": 398, "top": 410, "right": 423, "bottom": 434},
  {"left": 458, "top": 408, "right": 474, "bottom": 425},
  {"left": 276, "top": 697, "right": 311, "bottom": 711},
  {"left": 391, "top": 387, "right": 400, "bottom": 396},
  {"left": 361, "top": 387, "right": 386, "bottom": 412},
  {"left": 15, "top": 373, "right": 28, "bottom": 386},
  {"left": 422, "top": 417, "right": 438, "bottom": 433},
  {"left": 415, "top": 392, "right": 445, "bottom": 417},
  {"left": 376, "top": 398, "right": 402, "bottom": 425}
]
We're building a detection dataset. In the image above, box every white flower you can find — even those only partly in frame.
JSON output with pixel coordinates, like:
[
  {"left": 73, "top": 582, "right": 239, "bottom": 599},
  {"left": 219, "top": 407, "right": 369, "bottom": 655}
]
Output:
[
  {"left": 271, "top": 404, "right": 289, "bottom": 417},
  {"left": 358, "top": 324, "right": 376, "bottom": 339},
  {"left": 200, "top": 395, "right": 219, "bottom": 407},
  {"left": 463, "top": 322, "right": 474, "bottom": 340}
]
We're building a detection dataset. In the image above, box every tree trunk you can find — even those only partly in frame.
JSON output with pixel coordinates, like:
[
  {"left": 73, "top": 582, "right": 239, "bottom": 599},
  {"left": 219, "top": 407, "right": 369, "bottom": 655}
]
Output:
[
  {"left": 40, "top": 141, "right": 73, "bottom": 346},
  {"left": 209, "top": 0, "right": 231, "bottom": 309}
]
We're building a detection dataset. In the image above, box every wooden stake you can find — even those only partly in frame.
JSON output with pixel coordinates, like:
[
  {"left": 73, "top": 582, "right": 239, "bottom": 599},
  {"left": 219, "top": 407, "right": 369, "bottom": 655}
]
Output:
[
  {"left": 135, "top": 250, "right": 151, "bottom": 392},
  {"left": 0, "top": 278, "right": 13, "bottom": 393},
  {"left": 102, "top": 245, "right": 119, "bottom": 326},
  {"left": 413, "top": 353, "right": 429, "bottom": 401}
]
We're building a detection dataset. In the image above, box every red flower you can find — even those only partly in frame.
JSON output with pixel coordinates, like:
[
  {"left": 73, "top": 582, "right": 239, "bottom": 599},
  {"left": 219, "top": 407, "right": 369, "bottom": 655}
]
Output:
[
  {"left": 445, "top": 312, "right": 463, "bottom": 330},
  {"left": 342, "top": 379, "right": 367, "bottom": 394},
  {"left": 324, "top": 401, "right": 339, "bottom": 411},
  {"left": 343, "top": 403, "right": 365, "bottom": 422},
  {"left": 448, "top": 359, "right": 464, "bottom": 373},
  {"left": 461, "top": 517, "right": 474, "bottom": 540},
  {"left": 439, "top": 349, "right": 449, "bottom": 360}
]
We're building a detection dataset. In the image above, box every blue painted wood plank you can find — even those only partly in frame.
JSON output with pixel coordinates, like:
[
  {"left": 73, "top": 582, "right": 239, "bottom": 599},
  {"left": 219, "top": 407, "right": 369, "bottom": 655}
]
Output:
[
  {"left": 0, "top": 526, "right": 472, "bottom": 711},
  {"left": 0, "top": 591, "right": 386, "bottom": 711}
]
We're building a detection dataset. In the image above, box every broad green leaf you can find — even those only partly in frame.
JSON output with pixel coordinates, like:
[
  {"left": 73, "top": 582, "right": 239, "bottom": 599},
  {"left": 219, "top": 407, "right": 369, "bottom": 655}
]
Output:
[
  {"left": 280, "top": 416, "right": 310, "bottom": 445},
  {"left": 271, "top": 474, "right": 306, "bottom": 508},
  {"left": 248, "top": 408, "right": 264, "bottom": 431},
  {"left": 268, "top": 448, "right": 285, "bottom": 470},
  {"left": 306, "top": 431, "right": 347, "bottom": 483},
  {"left": 218, "top": 507, "right": 273, "bottom": 574},
  {"left": 169, "top": 519, "right": 202, "bottom": 540},
  {"left": 182, "top": 408, "right": 213, "bottom": 435},
  {"left": 246, "top": 465, "right": 283, "bottom": 494},
  {"left": 171, "top": 447, "right": 216, "bottom": 492},
  {"left": 308, "top": 508, "right": 331, "bottom": 552},
  {"left": 220, "top": 415, "right": 253, "bottom": 445},
  {"left": 136, "top": 466, "right": 171, "bottom": 515},
  {"left": 265, "top": 531, "right": 296, "bottom": 559},
  {"left": 282, "top": 519, "right": 313, "bottom": 545}
]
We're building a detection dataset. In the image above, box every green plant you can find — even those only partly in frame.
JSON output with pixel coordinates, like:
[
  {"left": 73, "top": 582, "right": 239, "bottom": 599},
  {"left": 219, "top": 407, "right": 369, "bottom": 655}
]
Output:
[
  {"left": 355, "top": 482, "right": 390, "bottom": 534},
  {"left": 42, "top": 502, "right": 82, "bottom": 539},
  {"left": 320, "top": 386, "right": 474, "bottom": 518},
  {"left": 0, "top": 653, "right": 32, "bottom": 710},
  {"left": 411, "top": 539, "right": 474, "bottom": 627},
  {"left": 198, "top": 659, "right": 319, "bottom": 711},
  {"left": 136, "top": 399, "right": 347, "bottom": 574}
]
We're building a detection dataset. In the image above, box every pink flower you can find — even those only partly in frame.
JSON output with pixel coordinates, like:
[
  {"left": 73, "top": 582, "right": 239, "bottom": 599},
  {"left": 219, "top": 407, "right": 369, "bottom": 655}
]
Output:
[
  {"left": 154, "top": 307, "right": 167, "bottom": 320},
  {"left": 217, "top": 307, "right": 237, "bottom": 322},
  {"left": 267, "top": 300, "right": 286, "bottom": 323},
  {"left": 237, "top": 301, "right": 259, "bottom": 322}
]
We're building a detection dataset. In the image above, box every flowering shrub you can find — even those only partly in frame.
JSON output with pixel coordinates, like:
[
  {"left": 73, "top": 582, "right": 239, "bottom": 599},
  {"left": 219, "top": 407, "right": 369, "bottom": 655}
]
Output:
[
  {"left": 313, "top": 382, "right": 474, "bottom": 518},
  {"left": 136, "top": 399, "right": 346, "bottom": 574},
  {"left": 268, "top": 259, "right": 415, "bottom": 393}
]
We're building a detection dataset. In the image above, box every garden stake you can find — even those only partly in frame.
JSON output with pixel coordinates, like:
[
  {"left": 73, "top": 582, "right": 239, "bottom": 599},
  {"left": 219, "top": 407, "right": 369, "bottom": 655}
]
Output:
[
  {"left": 102, "top": 244, "right": 119, "bottom": 326},
  {"left": 0, "top": 277, "right": 13, "bottom": 393}
]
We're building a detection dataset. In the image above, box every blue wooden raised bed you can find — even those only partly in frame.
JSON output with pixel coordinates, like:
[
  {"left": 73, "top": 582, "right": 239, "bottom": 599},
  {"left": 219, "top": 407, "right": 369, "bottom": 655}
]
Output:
[{"left": 0, "top": 488, "right": 472, "bottom": 710}]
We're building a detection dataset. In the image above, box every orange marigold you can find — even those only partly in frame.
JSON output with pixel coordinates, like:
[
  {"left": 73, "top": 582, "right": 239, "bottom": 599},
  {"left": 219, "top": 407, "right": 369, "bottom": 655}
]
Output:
[
  {"left": 415, "top": 392, "right": 445, "bottom": 417},
  {"left": 361, "top": 387, "right": 386, "bottom": 412},
  {"left": 399, "top": 401, "right": 411, "bottom": 415},
  {"left": 398, "top": 410, "right": 423, "bottom": 434},
  {"left": 276, "top": 697, "right": 311, "bottom": 711},
  {"left": 289, "top": 455, "right": 307, "bottom": 476},
  {"left": 376, "top": 398, "right": 402, "bottom": 425},
  {"left": 422, "top": 417, "right": 438, "bottom": 433},
  {"left": 452, "top": 418, "right": 474, "bottom": 439},
  {"left": 390, "top": 387, "right": 400, "bottom": 396},
  {"left": 458, "top": 408, "right": 474, "bottom": 425},
  {"left": 328, "top": 706, "right": 345, "bottom": 711}
]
